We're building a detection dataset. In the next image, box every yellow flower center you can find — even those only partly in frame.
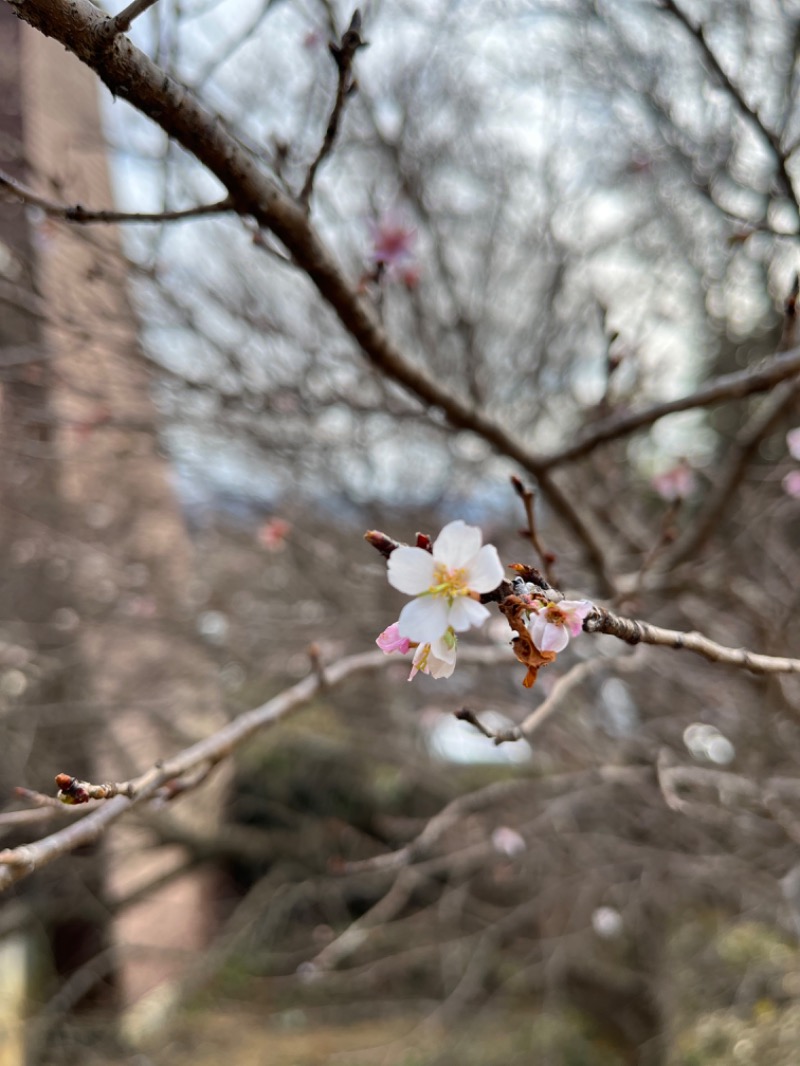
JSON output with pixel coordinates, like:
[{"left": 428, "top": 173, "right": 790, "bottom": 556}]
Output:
[{"left": 430, "top": 563, "right": 470, "bottom": 601}]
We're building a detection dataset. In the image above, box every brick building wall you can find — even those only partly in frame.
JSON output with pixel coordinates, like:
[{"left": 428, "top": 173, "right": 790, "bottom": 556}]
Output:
[{"left": 0, "top": 8, "right": 227, "bottom": 1033}]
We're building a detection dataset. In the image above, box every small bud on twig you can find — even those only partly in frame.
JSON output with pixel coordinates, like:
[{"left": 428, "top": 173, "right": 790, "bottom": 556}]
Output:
[
  {"left": 364, "top": 529, "right": 401, "bottom": 558},
  {"left": 55, "top": 773, "right": 131, "bottom": 805}
]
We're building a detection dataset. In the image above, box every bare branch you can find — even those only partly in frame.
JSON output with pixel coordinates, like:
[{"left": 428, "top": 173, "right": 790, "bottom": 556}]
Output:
[
  {"left": 586, "top": 606, "right": 800, "bottom": 676},
  {"left": 659, "top": 0, "right": 799, "bottom": 217},
  {"left": 456, "top": 656, "right": 638, "bottom": 745},
  {"left": 0, "top": 168, "right": 233, "bottom": 224},
  {"left": 0, "top": 646, "right": 512, "bottom": 892},
  {"left": 516, "top": 655, "right": 632, "bottom": 738},
  {"left": 542, "top": 344, "right": 800, "bottom": 468},
  {"left": 510, "top": 475, "right": 557, "bottom": 586},
  {"left": 343, "top": 764, "right": 652, "bottom": 876},
  {"left": 454, "top": 707, "right": 522, "bottom": 745},
  {"left": 662, "top": 281, "right": 800, "bottom": 567},
  {"left": 5, "top": 0, "right": 615, "bottom": 592},
  {"left": 300, "top": 9, "right": 367, "bottom": 207}
]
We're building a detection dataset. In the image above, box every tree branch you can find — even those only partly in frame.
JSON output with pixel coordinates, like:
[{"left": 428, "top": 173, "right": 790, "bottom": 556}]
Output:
[
  {"left": 542, "top": 344, "right": 800, "bottom": 468},
  {"left": 5, "top": 0, "right": 615, "bottom": 593},
  {"left": 0, "top": 646, "right": 511, "bottom": 892},
  {"left": 109, "top": 0, "right": 160, "bottom": 36},
  {"left": 457, "top": 655, "right": 637, "bottom": 745},
  {"left": 300, "top": 9, "right": 366, "bottom": 207},
  {"left": 0, "top": 168, "right": 233, "bottom": 224},
  {"left": 586, "top": 605, "right": 800, "bottom": 676},
  {"left": 661, "top": 282, "right": 800, "bottom": 567},
  {"left": 659, "top": 0, "right": 799, "bottom": 217}
]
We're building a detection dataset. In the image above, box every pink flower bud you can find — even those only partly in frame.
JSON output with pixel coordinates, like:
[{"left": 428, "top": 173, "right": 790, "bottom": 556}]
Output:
[{"left": 376, "top": 623, "right": 411, "bottom": 655}]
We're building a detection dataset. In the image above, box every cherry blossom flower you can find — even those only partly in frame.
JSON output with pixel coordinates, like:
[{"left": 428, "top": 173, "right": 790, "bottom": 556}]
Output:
[
  {"left": 787, "top": 427, "right": 800, "bottom": 461},
  {"left": 783, "top": 470, "right": 800, "bottom": 498},
  {"left": 376, "top": 622, "right": 456, "bottom": 681},
  {"left": 376, "top": 622, "right": 411, "bottom": 655},
  {"left": 388, "top": 520, "right": 504, "bottom": 646},
  {"left": 408, "top": 632, "right": 457, "bottom": 680},
  {"left": 651, "top": 460, "right": 696, "bottom": 501},
  {"left": 529, "top": 599, "right": 593, "bottom": 654}
]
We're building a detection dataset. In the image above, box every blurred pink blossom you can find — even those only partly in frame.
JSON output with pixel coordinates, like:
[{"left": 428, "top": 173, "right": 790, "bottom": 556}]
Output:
[
  {"left": 125, "top": 595, "right": 158, "bottom": 619},
  {"left": 303, "top": 28, "right": 324, "bottom": 49},
  {"left": 368, "top": 215, "right": 418, "bottom": 285},
  {"left": 783, "top": 470, "right": 800, "bottom": 498},
  {"left": 257, "top": 517, "right": 291, "bottom": 551},
  {"left": 787, "top": 427, "right": 800, "bottom": 460},
  {"left": 651, "top": 461, "right": 696, "bottom": 501}
]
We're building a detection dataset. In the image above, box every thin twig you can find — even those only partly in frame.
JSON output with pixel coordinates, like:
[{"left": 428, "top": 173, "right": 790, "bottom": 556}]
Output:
[
  {"left": 621, "top": 499, "right": 683, "bottom": 607},
  {"left": 0, "top": 646, "right": 511, "bottom": 891},
  {"left": 516, "top": 655, "right": 632, "bottom": 738},
  {"left": 659, "top": 0, "right": 799, "bottom": 216},
  {"left": 309, "top": 867, "right": 422, "bottom": 971},
  {"left": 300, "top": 9, "right": 367, "bottom": 206},
  {"left": 343, "top": 778, "right": 534, "bottom": 875},
  {"left": 109, "top": 0, "right": 160, "bottom": 35},
  {"left": 454, "top": 707, "right": 521, "bottom": 745},
  {"left": 0, "top": 169, "right": 233, "bottom": 225},
  {"left": 455, "top": 656, "right": 635, "bottom": 745},
  {"left": 7, "top": 0, "right": 616, "bottom": 588},
  {"left": 541, "top": 344, "right": 800, "bottom": 468},
  {"left": 342, "top": 765, "right": 651, "bottom": 876},
  {"left": 510, "top": 475, "right": 557, "bottom": 585},
  {"left": 0, "top": 789, "right": 104, "bottom": 833},
  {"left": 662, "top": 280, "right": 800, "bottom": 568}
]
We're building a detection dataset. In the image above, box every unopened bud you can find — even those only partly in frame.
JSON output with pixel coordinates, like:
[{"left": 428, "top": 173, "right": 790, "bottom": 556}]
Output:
[{"left": 364, "top": 529, "right": 399, "bottom": 558}]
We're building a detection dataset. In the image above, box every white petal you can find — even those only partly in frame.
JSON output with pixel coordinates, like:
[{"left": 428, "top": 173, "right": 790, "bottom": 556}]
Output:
[
  {"left": 430, "top": 635, "right": 457, "bottom": 663},
  {"left": 530, "top": 615, "right": 567, "bottom": 653},
  {"left": 465, "top": 544, "right": 504, "bottom": 593},
  {"left": 398, "top": 596, "right": 449, "bottom": 643},
  {"left": 540, "top": 621, "right": 569, "bottom": 653},
  {"left": 562, "top": 599, "right": 593, "bottom": 636},
  {"left": 530, "top": 615, "right": 546, "bottom": 647},
  {"left": 432, "top": 520, "right": 482, "bottom": 568},
  {"left": 427, "top": 651, "right": 456, "bottom": 679},
  {"left": 387, "top": 547, "right": 436, "bottom": 594},
  {"left": 561, "top": 599, "right": 594, "bottom": 615},
  {"left": 447, "top": 597, "right": 490, "bottom": 632}
]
